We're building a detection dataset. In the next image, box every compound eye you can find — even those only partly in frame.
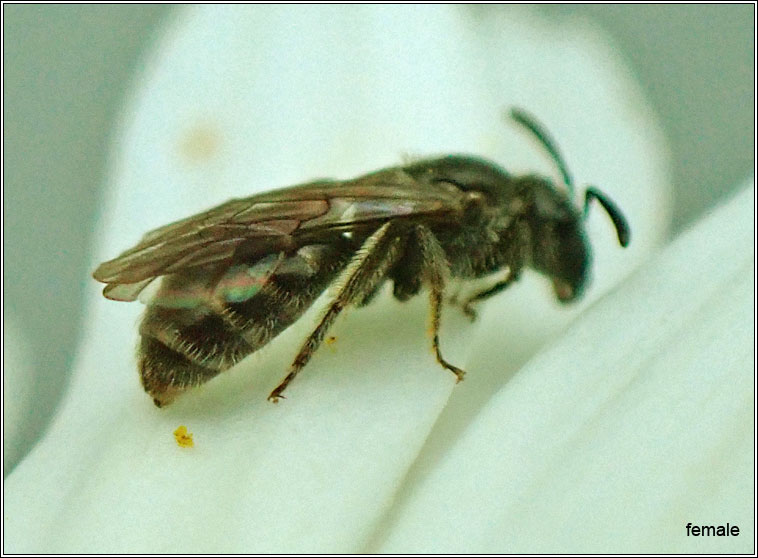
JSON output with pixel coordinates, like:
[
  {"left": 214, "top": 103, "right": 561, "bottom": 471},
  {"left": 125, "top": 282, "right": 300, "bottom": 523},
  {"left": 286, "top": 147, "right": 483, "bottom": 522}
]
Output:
[{"left": 548, "top": 220, "right": 590, "bottom": 301}]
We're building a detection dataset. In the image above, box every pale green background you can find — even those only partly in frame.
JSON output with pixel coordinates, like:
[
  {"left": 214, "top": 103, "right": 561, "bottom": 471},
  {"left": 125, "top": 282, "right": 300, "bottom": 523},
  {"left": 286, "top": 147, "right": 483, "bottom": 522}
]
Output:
[{"left": 2, "top": 5, "right": 754, "bottom": 472}]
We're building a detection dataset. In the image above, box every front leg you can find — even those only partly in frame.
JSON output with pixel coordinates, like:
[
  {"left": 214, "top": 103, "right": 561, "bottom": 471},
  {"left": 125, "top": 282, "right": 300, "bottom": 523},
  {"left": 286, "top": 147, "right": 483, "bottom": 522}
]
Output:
[{"left": 459, "top": 268, "right": 521, "bottom": 321}]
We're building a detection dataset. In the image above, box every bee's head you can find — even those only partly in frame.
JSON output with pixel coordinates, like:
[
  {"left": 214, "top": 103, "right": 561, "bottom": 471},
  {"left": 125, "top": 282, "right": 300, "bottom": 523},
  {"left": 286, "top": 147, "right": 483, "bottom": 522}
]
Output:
[
  {"left": 520, "top": 178, "right": 591, "bottom": 303},
  {"left": 510, "top": 108, "right": 630, "bottom": 304}
]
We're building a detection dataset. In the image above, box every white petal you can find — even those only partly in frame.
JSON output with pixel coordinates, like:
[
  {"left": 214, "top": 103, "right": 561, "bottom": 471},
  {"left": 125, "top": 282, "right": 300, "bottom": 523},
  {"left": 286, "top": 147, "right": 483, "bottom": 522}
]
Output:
[
  {"left": 376, "top": 181, "right": 754, "bottom": 553},
  {"left": 4, "top": 6, "right": 672, "bottom": 553},
  {"left": 2, "top": 314, "right": 35, "bottom": 474}
]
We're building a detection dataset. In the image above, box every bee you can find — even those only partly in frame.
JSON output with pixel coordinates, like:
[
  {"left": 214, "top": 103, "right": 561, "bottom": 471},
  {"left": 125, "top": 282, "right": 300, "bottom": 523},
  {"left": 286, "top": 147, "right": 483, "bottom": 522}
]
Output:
[{"left": 94, "top": 108, "right": 630, "bottom": 407}]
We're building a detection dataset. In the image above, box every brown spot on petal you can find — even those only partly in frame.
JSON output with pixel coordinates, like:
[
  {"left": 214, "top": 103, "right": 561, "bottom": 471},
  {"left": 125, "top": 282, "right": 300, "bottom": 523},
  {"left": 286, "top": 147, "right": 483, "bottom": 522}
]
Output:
[{"left": 178, "top": 123, "right": 221, "bottom": 163}]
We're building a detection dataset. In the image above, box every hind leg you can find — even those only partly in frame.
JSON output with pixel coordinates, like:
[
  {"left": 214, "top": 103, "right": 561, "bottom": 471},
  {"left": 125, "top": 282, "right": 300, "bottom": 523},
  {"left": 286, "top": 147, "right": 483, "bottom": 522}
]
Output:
[{"left": 268, "top": 222, "right": 407, "bottom": 402}]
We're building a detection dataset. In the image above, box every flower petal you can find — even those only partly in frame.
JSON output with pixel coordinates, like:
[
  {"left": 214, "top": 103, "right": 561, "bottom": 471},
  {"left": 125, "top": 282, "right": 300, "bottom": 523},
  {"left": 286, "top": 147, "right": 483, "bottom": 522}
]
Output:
[
  {"left": 375, "top": 181, "right": 754, "bottom": 553},
  {"left": 4, "top": 6, "right": 672, "bottom": 553}
]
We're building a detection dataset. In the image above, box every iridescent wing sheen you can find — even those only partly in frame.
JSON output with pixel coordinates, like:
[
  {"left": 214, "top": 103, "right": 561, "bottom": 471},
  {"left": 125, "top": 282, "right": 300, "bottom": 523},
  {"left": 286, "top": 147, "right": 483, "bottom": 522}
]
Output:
[{"left": 93, "top": 164, "right": 469, "bottom": 300}]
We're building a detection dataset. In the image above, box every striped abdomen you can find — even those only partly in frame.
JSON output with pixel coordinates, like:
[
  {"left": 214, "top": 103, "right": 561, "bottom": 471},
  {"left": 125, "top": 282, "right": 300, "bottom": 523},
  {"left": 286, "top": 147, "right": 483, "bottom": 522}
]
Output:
[{"left": 138, "top": 243, "right": 353, "bottom": 406}]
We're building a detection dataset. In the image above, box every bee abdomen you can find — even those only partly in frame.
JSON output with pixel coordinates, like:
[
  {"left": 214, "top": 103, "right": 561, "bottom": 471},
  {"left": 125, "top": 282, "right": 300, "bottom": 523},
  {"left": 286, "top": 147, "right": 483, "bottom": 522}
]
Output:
[{"left": 138, "top": 243, "right": 352, "bottom": 406}]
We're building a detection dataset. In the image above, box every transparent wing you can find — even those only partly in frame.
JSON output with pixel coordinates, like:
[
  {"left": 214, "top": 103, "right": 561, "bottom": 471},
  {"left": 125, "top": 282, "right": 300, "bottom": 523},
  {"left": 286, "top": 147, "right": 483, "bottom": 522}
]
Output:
[{"left": 93, "top": 164, "right": 467, "bottom": 300}]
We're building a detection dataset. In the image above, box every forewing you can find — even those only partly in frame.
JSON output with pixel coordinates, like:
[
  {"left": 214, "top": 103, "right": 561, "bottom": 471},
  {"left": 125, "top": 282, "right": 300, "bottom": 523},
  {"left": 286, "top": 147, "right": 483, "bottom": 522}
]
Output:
[
  {"left": 93, "top": 166, "right": 467, "bottom": 299},
  {"left": 93, "top": 196, "right": 328, "bottom": 287}
]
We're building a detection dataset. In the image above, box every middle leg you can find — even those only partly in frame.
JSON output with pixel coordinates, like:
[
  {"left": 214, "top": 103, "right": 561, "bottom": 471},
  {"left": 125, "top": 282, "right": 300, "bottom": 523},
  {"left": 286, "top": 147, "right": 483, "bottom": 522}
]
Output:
[{"left": 413, "top": 225, "right": 466, "bottom": 383}]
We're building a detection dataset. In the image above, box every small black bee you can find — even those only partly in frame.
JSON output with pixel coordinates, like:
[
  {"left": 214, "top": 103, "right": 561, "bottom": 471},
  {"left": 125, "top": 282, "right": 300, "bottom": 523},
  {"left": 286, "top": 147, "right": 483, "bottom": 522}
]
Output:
[{"left": 94, "top": 108, "right": 630, "bottom": 407}]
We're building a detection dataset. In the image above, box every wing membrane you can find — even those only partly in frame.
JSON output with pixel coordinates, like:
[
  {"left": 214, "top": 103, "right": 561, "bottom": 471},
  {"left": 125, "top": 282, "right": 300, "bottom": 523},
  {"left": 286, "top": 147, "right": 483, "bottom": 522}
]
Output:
[{"left": 93, "top": 164, "right": 468, "bottom": 296}]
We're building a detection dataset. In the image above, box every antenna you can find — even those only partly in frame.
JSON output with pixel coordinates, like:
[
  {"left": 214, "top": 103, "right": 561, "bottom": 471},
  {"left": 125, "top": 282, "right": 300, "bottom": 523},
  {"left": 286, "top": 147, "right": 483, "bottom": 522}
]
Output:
[
  {"left": 509, "top": 107, "right": 574, "bottom": 199},
  {"left": 510, "top": 108, "right": 630, "bottom": 248},
  {"left": 584, "top": 187, "right": 631, "bottom": 247}
]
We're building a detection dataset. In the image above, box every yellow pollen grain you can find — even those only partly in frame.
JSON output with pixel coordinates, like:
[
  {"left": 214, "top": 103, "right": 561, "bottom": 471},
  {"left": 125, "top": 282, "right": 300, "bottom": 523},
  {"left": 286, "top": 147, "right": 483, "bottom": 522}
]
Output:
[{"left": 173, "top": 425, "right": 194, "bottom": 448}]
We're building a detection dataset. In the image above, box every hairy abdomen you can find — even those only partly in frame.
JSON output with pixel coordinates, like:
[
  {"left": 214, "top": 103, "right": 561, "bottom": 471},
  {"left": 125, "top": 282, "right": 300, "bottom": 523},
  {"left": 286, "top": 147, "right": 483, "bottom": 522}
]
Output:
[{"left": 138, "top": 243, "right": 352, "bottom": 406}]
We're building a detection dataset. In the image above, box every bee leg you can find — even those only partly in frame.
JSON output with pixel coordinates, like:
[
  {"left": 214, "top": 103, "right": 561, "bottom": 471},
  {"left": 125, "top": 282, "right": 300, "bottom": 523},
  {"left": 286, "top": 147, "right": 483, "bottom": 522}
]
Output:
[
  {"left": 268, "top": 222, "right": 406, "bottom": 403},
  {"left": 414, "top": 225, "right": 466, "bottom": 383},
  {"left": 459, "top": 269, "right": 521, "bottom": 321},
  {"left": 430, "top": 288, "right": 466, "bottom": 383}
]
